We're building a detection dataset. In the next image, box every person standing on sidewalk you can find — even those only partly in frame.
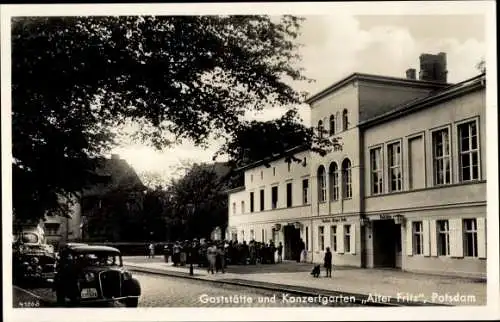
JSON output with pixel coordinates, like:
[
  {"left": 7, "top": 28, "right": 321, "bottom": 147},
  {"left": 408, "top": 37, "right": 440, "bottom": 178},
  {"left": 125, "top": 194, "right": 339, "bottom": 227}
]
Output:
[
  {"left": 148, "top": 243, "right": 155, "bottom": 259},
  {"left": 277, "top": 242, "right": 283, "bottom": 263},
  {"left": 324, "top": 247, "right": 332, "bottom": 277},
  {"left": 207, "top": 242, "right": 217, "bottom": 274}
]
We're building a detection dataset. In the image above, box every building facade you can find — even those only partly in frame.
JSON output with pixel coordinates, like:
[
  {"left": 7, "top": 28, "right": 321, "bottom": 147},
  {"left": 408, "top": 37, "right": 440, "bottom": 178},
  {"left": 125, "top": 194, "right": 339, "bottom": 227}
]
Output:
[{"left": 228, "top": 53, "right": 487, "bottom": 278}]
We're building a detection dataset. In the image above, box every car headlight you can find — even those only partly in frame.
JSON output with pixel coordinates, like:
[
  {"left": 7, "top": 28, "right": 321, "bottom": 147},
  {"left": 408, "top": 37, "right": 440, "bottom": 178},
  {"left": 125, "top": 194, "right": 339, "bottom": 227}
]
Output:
[
  {"left": 123, "top": 271, "right": 132, "bottom": 280},
  {"left": 84, "top": 272, "right": 96, "bottom": 282}
]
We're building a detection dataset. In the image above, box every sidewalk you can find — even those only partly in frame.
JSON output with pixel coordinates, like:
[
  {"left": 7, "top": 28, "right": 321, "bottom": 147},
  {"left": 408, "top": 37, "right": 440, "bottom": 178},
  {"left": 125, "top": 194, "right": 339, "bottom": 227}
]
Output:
[{"left": 123, "top": 257, "right": 486, "bottom": 306}]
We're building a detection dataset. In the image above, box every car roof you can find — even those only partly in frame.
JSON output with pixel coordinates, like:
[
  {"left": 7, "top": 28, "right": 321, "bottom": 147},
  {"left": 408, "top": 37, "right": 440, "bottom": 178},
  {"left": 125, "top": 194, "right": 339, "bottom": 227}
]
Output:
[{"left": 65, "top": 245, "right": 121, "bottom": 254}]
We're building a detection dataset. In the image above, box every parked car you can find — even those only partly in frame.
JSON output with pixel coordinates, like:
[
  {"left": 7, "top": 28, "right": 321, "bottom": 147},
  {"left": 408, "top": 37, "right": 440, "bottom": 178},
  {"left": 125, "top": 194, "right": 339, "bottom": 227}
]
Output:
[
  {"left": 53, "top": 244, "right": 141, "bottom": 307},
  {"left": 12, "top": 230, "right": 56, "bottom": 286}
]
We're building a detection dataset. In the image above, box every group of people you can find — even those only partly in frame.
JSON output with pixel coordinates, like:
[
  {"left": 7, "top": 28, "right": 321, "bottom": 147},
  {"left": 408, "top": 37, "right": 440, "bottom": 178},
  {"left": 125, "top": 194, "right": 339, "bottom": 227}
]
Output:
[{"left": 155, "top": 238, "right": 289, "bottom": 273}]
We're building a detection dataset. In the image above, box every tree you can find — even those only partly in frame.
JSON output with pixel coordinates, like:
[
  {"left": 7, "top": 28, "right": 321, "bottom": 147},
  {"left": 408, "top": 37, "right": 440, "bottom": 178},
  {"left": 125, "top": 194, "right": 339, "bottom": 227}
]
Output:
[
  {"left": 166, "top": 163, "right": 233, "bottom": 240},
  {"left": 476, "top": 58, "right": 486, "bottom": 73},
  {"left": 12, "top": 15, "right": 326, "bottom": 222},
  {"left": 215, "top": 109, "right": 340, "bottom": 168}
]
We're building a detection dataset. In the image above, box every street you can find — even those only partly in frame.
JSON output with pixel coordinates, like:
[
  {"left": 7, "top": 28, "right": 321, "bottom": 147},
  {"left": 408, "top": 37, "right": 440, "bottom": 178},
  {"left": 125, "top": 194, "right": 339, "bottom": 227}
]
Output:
[{"left": 13, "top": 272, "right": 363, "bottom": 308}]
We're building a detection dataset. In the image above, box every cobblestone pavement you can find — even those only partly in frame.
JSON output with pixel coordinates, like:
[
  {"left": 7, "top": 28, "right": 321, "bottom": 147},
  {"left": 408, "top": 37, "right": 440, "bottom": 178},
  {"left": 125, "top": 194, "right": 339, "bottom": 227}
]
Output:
[{"left": 13, "top": 273, "right": 363, "bottom": 308}]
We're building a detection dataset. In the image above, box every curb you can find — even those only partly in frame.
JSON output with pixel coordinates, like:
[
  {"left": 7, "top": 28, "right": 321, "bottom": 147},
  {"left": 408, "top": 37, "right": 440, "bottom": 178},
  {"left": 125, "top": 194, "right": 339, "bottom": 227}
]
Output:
[{"left": 125, "top": 264, "right": 450, "bottom": 307}]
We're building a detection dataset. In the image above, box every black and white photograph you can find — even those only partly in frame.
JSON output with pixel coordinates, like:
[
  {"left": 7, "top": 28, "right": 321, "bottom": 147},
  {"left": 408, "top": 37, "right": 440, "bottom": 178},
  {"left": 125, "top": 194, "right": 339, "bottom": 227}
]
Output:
[{"left": 1, "top": 1, "right": 498, "bottom": 321}]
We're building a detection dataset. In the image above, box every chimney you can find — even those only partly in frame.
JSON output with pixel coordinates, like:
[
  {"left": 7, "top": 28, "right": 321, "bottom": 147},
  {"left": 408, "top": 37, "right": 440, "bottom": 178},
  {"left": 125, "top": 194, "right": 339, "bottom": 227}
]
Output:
[
  {"left": 405, "top": 68, "right": 416, "bottom": 80},
  {"left": 418, "top": 52, "right": 448, "bottom": 83}
]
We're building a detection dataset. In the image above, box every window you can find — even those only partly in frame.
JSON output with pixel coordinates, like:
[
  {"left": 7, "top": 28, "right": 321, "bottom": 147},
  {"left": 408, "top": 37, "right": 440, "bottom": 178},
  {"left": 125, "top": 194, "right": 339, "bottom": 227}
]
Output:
[
  {"left": 432, "top": 128, "right": 451, "bottom": 185},
  {"left": 370, "top": 147, "right": 383, "bottom": 194},
  {"left": 331, "top": 225, "right": 337, "bottom": 252},
  {"left": 305, "top": 226, "right": 309, "bottom": 250},
  {"left": 261, "top": 229, "right": 265, "bottom": 242},
  {"left": 271, "top": 186, "right": 278, "bottom": 209},
  {"left": 388, "top": 142, "right": 402, "bottom": 192},
  {"left": 412, "top": 221, "right": 424, "bottom": 255},
  {"left": 317, "top": 166, "right": 327, "bottom": 203},
  {"left": 232, "top": 202, "right": 236, "bottom": 215},
  {"left": 342, "top": 159, "right": 352, "bottom": 199},
  {"left": 437, "top": 220, "right": 450, "bottom": 256},
  {"left": 318, "top": 226, "right": 325, "bottom": 251},
  {"left": 303, "top": 157, "right": 307, "bottom": 166},
  {"left": 302, "top": 179, "right": 309, "bottom": 204},
  {"left": 250, "top": 192, "right": 254, "bottom": 212},
  {"left": 260, "top": 170, "right": 263, "bottom": 180},
  {"left": 329, "top": 162, "right": 340, "bottom": 201},
  {"left": 287, "top": 162, "right": 291, "bottom": 172},
  {"left": 273, "top": 167, "right": 276, "bottom": 176},
  {"left": 241, "top": 230, "right": 245, "bottom": 241},
  {"left": 317, "top": 120, "right": 324, "bottom": 138},
  {"left": 286, "top": 182, "right": 292, "bottom": 207},
  {"left": 329, "top": 115, "right": 335, "bottom": 135},
  {"left": 463, "top": 219, "right": 478, "bottom": 257},
  {"left": 44, "top": 223, "right": 60, "bottom": 236},
  {"left": 241, "top": 201, "right": 245, "bottom": 214},
  {"left": 342, "top": 109, "right": 349, "bottom": 131},
  {"left": 458, "top": 121, "right": 479, "bottom": 182},
  {"left": 260, "top": 189, "right": 265, "bottom": 211},
  {"left": 344, "top": 225, "right": 351, "bottom": 253},
  {"left": 250, "top": 229, "right": 255, "bottom": 240},
  {"left": 250, "top": 174, "right": 253, "bottom": 182}
]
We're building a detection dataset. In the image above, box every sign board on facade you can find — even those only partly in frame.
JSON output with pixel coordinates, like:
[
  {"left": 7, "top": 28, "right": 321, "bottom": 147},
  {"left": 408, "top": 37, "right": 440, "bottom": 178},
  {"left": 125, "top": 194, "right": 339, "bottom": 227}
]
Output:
[{"left": 322, "top": 217, "right": 347, "bottom": 223}]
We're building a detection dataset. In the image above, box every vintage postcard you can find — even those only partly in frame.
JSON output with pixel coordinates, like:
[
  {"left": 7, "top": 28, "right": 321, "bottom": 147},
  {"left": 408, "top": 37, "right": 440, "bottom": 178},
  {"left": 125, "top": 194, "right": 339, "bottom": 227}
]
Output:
[{"left": 1, "top": 1, "right": 498, "bottom": 321}]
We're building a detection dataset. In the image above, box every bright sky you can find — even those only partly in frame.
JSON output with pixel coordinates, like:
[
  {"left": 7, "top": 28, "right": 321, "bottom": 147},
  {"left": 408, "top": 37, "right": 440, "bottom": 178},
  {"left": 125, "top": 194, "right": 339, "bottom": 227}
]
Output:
[{"left": 113, "top": 13, "right": 486, "bottom": 181}]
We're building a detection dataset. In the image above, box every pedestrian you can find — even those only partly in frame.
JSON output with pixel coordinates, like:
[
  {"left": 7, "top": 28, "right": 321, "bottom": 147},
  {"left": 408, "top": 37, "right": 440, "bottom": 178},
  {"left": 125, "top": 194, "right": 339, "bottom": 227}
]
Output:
[
  {"left": 173, "top": 241, "right": 181, "bottom": 266},
  {"left": 324, "top": 247, "right": 332, "bottom": 277},
  {"left": 277, "top": 242, "right": 283, "bottom": 263},
  {"left": 148, "top": 243, "right": 155, "bottom": 259},
  {"left": 207, "top": 242, "right": 217, "bottom": 274},
  {"left": 217, "top": 245, "right": 226, "bottom": 273}
]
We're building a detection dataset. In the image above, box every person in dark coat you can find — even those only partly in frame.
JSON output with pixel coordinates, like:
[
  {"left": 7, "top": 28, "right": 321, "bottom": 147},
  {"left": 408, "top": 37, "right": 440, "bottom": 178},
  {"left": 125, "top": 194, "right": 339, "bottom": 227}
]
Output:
[
  {"left": 324, "top": 247, "right": 332, "bottom": 277},
  {"left": 277, "top": 242, "right": 283, "bottom": 263}
]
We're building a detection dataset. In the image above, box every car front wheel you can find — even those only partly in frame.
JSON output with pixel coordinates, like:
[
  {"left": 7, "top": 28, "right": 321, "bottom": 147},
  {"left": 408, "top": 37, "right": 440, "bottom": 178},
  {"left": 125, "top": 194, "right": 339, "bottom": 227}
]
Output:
[
  {"left": 124, "top": 297, "right": 139, "bottom": 307},
  {"left": 56, "top": 289, "right": 65, "bottom": 306}
]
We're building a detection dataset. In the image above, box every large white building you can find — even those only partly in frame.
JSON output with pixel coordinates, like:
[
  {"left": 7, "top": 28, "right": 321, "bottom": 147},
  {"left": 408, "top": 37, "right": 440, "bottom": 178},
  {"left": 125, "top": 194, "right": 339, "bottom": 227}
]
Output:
[{"left": 228, "top": 53, "right": 487, "bottom": 278}]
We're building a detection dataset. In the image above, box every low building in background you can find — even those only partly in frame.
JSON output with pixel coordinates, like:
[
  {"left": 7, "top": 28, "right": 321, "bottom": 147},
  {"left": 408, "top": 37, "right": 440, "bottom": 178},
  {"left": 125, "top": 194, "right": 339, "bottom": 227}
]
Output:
[{"left": 42, "top": 154, "right": 146, "bottom": 247}]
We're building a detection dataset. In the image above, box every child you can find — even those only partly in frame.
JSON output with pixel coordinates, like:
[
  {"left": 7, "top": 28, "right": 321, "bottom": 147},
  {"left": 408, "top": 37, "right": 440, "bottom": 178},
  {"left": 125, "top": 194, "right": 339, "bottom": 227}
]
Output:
[{"left": 324, "top": 247, "right": 332, "bottom": 277}]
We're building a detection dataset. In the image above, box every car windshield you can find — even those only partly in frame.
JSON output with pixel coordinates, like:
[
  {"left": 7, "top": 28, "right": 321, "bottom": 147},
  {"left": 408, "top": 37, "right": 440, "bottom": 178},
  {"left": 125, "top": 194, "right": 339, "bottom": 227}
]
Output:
[
  {"left": 21, "top": 233, "right": 39, "bottom": 244},
  {"left": 75, "top": 252, "right": 121, "bottom": 267}
]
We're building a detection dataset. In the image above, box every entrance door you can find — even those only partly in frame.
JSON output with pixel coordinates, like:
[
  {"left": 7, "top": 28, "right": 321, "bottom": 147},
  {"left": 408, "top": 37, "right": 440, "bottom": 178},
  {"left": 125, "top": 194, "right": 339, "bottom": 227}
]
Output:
[
  {"left": 372, "top": 220, "right": 399, "bottom": 268},
  {"left": 283, "top": 225, "right": 300, "bottom": 260}
]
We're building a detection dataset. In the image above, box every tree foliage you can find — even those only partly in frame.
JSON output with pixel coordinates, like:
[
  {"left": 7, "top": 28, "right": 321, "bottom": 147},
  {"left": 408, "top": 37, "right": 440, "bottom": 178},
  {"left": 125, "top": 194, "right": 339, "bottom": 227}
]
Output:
[
  {"left": 216, "top": 109, "right": 341, "bottom": 168},
  {"left": 164, "top": 163, "right": 235, "bottom": 240},
  {"left": 12, "top": 15, "right": 317, "bottom": 222},
  {"left": 476, "top": 58, "right": 486, "bottom": 73}
]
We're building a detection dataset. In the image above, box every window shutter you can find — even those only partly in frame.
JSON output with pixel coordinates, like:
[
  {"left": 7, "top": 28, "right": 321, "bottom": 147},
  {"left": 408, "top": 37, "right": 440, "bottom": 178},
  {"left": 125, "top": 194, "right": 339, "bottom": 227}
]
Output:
[
  {"left": 350, "top": 224, "right": 356, "bottom": 254},
  {"left": 449, "top": 219, "right": 464, "bottom": 258},
  {"left": 477, "top": 217, "right": 487, "bottom": 259},
  {"left": 338, "top": 224, "right": 345, "bottom": 254},
  {"left": 430, "top": 219, "right": 438, "bottom": 256},
  {"left": 406, "top": 220, "right": 413, "bottom": 256},
  {"left": 423, "top": 220, "right": 430, "bottom": 257}
]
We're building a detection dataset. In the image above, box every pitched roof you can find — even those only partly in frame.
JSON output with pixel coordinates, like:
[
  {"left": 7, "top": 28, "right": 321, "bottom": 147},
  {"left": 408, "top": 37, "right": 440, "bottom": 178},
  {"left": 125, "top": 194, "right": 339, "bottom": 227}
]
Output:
[
  {"left": 305, "top": 72, "right": 451, "bottom": 105},
  {"left": 82, "top": 157, "right": 146, "bottom": 197},
  {"left": 358, "top": 73, "right": 486, "bottom": 128},
  {"left": 234, "top": 144, "right": 310, "bottom": 172}
]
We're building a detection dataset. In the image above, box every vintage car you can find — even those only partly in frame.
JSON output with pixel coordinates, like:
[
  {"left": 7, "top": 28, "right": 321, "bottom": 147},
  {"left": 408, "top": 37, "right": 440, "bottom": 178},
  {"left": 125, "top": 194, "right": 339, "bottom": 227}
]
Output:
[
  {"left": 12, "top": 230, "right": 57, "bottom": 286},
  {"left": 53, "top": 244, "right": 141, "bottom": 307}
]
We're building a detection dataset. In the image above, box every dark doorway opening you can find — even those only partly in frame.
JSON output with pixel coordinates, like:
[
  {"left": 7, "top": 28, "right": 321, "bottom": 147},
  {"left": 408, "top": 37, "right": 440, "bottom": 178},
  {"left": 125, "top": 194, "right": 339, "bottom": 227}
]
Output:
[
  {"left": 372, "top": 219, "right": 400, "bottom": 268},
  {"left": 283, "top": 225, "right": 300, "bottom": 260}
]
